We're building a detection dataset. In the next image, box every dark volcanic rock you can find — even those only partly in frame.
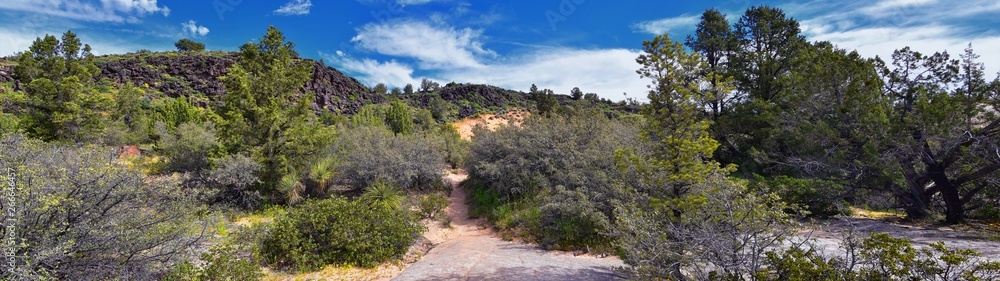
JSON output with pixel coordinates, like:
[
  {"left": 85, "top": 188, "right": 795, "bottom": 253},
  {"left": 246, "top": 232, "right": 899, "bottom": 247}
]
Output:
[
  {"left": 305, "top": 62, "right": 382, "bottom": 114},
  {"left": 93, "top": 52, "right": 381, "bottom": 114}
]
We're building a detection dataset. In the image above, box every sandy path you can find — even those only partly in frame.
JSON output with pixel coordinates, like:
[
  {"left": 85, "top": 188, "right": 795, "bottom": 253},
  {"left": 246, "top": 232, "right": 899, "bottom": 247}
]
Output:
[{"left": 393, "top": 170, "right": 625, "bottom": 281}]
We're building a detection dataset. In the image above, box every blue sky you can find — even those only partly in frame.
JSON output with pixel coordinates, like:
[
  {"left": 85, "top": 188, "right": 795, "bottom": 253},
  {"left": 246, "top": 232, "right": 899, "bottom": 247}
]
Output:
[{"left": 1, "top": 0, "right": 999, "bottom": 101}]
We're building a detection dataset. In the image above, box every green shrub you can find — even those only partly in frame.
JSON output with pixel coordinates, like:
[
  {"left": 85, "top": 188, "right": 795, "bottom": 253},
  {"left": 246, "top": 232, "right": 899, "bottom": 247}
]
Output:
[
  {"left": 155, "top": 121, "right": 220, "bottom": 172},
  {"left": 164, "top": 244, "right": 262, "bottom": 281},
  {"left": 331, "top": 125, "right": 445, "bottom": 191},
  {"left": 417, "top": 193, "right": 450, "bottom": 219},
  {"left": 259, "top": 197, "right": 421, "bottom": 271},
  {"left": 208, "top": 154, "right": 263, "bottom": 209},
  {"left": 467, "top": 179, "right": 503, "bottom": 219},
  {"left": 751, "top": 175, "right": 850, "bottom": 217},
  {"left": 538, "top": 186, "right": 611, "bottom": 249},
  {"left": 465, "top": 110, "right": 639, "bottom": 249},
  {"left": 0, "top": 134, "right": 206, "bottom": 280}
]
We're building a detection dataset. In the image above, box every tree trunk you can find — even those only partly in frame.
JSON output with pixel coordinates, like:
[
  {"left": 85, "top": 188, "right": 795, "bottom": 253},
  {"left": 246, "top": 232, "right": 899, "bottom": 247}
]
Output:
[{"left": 927, "top": 164, "right": 965, "bottom": 224}]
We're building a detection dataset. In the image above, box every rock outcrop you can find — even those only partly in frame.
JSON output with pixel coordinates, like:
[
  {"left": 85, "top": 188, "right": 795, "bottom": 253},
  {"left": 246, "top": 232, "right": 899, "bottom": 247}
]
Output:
[{"left": 94, "top": 52, "right": 382, "bottom": 114}]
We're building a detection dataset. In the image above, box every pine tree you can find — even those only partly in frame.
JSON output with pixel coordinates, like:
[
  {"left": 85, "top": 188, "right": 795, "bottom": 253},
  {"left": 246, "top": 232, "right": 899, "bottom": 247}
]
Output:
[
  {"left": 13, "top": 30, "right": 108, "bottom": 141},
  {"left": 218, "top": 26, "right": 314, "bottom": 190}
]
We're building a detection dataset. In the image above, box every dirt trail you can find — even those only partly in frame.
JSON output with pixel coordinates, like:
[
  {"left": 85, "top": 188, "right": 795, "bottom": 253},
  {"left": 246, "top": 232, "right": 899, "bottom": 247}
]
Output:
[{"left": 393, "top": 170, "right": 625, "bottom": 281}]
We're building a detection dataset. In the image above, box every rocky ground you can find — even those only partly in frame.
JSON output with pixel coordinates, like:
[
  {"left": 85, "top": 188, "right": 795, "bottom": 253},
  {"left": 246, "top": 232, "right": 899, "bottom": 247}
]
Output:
[{"left": 797, "top": 217, "right": 1000, "bottom": 261}]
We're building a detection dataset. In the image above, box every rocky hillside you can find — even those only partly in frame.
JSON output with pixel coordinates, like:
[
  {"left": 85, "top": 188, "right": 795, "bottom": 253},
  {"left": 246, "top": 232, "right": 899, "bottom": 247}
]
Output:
[
  {"left": 94, "top": 51, "right": 382, "bottom": 114},
  {"left": 405, "top": 83, "right": 530, "bottom": 118}
]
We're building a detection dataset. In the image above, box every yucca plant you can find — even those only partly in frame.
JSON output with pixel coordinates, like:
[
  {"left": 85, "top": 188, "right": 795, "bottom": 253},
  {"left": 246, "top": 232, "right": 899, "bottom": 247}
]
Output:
[
  {"left": 361, "top": 179, "right": 403, "bottom": 210},
  {"left": 308, "top": 157, "right": 337, "bottom": 195},
  {"left": 278, "top": 172, "right": 305, "bottom": 205}
]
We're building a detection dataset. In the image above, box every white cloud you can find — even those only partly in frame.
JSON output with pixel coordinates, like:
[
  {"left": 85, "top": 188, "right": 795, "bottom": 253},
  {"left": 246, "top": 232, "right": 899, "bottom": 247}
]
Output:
[
  {"left": 181, "top": 20, "right": 209, "bottom": 37},
  {"left": 794, "top": 0, "right": 1000, "bottom": 76},
  {"left": 860, "top": 0, "right": 936, "bottom": 17},
  {"left": 0, "top": 25, "right": 170, "bottom": 57},
  {"left": 321, "top": 51, "right": 420, "bottom": 88},
  {"left": 274, "top": 0, "right": 312, "bottom": 16},
  {"left": 633, "top": 14, "right": 701, "bottom": 36},
  {"left": 351, "top": 20, "right": 496, "bottom": 69},
  {"left": 398, "top": 0, "right": 431, "bottom": 5},
  {"left": 0, "top": 0, "right": 169, "bottom": 23},
  {"left": 438, "top": 48, "right": 648, "bottom": 101},
  {"left": 397, "top": 0, "right": 442, "bottom": 6}
]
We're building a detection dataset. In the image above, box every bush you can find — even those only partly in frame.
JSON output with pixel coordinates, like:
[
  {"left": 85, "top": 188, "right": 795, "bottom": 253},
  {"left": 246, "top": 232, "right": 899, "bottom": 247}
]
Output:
[
  {"left": 332, "top": 126, "right": 445, "bottom": 191},
  {"left": 155, "top": 121, "right": 220, "bottom": 173},
  {"left": 207, "top": 154, "right": 263, "bottom": 209},
  {"left": 259, "top": 196, "right": 421, "bottom": 271},
  {"left": 538, "top": 186, "right": 611, "bottom": 249},
  {"left": 751, "top": 175, "right": 850, "bottom": 217},
  {"left": 465, "top": 110, "right": 639, "bottom": 249},
  {"left": 164, "top": 244, "right": 262, "bottom": 281},
  {"left": 417, "top": 193, "right": 450, "bottom": 219},
  {"left": 175, "top": 38, "right": 206, "bottom": 52},
  {"left": 0, "top": 134, "right": 206, "bottom": 280}
]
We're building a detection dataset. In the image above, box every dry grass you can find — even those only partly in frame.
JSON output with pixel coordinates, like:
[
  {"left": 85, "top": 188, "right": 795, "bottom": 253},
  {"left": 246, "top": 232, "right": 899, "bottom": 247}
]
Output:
[
  {"left": 262, "top": 263, "right": 408, "bottom": 281},
  {"left": 850, "top": 207, "right": 905, "bottom": 220}
]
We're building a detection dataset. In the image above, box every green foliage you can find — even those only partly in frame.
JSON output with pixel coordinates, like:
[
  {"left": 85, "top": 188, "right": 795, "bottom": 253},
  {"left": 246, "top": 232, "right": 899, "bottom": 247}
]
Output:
[
  {"left": 155, "top": 121, "right": 220, "bottom": 173},
  {"left": 332, "top": 125, "right": 445, "bottom": 191},
  {"left": 208, "top": 154, "right": 264, "bottom": 209},
  {"left": 373, "top": 83, "right": 388, "bottom": 95},
  {"left": 259, "top": 197, "right": 420, "bottom": 271},
  {"left": 570, "top": 87, "right": 583, "bottom": 100},
  {"left": 439, "top": 124, "right": 469, "bottom": 168},
  {"left": 404, "top": 83, "right": 414, "bottom": 95},
  {"left": 428, "top": 95, "right": 454, "bottom": 122},
  {"left": 175, "top": 38, "right": 206, "bottom": 52},
  {"left": 466, "top": 110, "right": 639, "bottom": 249},
  {"left": 351, "top": 103, "right": 387, "bottom": 128},
  {"left": 107, "top": 83, "right": 154, "bottom": 145},
  {"left": 751, "top": 175, "right": 850, "bottom": 217},
  {"left": 0, "top": 134, "right": 206, "bottom": 280},
  {"left": 0, "top": 111, "right": 20, "bottom": 135},
  {"left": 614, "top": 172, "right": 794, "bottom": 280},
  {"left": 533, "top": 89, "right": 558, "bottom": 117},
  {"left": 217, "top": 26, "right": 316, "bottom": 195},
  {"left": 164, "top": 244, "right": 262, "bottom": 281},
  {"left": 386, "top": 100, "right": 414, "bottom": 135},
  {"left": 156, "top": 96, "right": 216, "bottom": 130},
  {"left": 361, "top": 180, "right": 404, "bottom": 210},
  {"left": 466, "top": 179, "right": 504, "bottom": 220},
  {"left": 416, "top": 193, "right": 450, "bottom": 219},
  {"left": 12, "top": 30, "right": 108, "bottom": 142},
  {"left": 538, "top": 186, "right": 611, "bottom": 249},
  {"left": 633, "top": 33, "right": 733, "bottom": 190},
  {"left": 615, "top": 33, "right": 793, "bottom": 280}
]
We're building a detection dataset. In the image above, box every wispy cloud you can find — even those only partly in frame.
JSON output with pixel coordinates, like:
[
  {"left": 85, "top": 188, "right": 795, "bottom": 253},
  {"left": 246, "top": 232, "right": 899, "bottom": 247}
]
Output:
[
  {"left": 397, "top": 0, "right": 444, "bottom": 6},
  {"left": 321, "top": 51, "right": 420, "bottom": 88},
  {"left": 789, "top": 0, "right": 1000, "bottom": 75},
  {"left": 0, "top": 0, "right": 170, "bottom": 23},
  {"left": 274, "top": 0, "right": 312, "bottom": 16},
  {"left": 351, "top": 20, "right": 496, "bottom": 69},
  {"left": 181, "top": 20, "right": 209, "bottom": 37},
  {"left": 632, "top": 14, "right": 701, "bottom": 36}
]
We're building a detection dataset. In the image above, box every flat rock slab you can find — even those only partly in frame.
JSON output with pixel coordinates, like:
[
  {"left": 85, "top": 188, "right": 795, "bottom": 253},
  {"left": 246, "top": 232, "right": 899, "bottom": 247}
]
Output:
[{"left": 393, "top": 236, "right": 624, "bottom": 281}]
